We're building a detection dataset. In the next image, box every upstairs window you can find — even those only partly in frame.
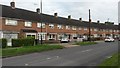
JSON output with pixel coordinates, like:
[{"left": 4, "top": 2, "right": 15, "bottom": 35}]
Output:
[
  {"left": 37, "top": 23, "right": 45, "bottom": 28},
  {"left": 72, "top": 26, "right": 77, "bottom": 30},
  {"left": 5, "top": 19, "right": 17, "bottom": 26},
  {"left": 49, "top": 24, "right": 54, "bottom": 29},
  {"left": 84, "top": 27, "right": 88, "bottom": 30},
  {"left": 117, "top": 30, "right": 119, "bottom": 32},
  {"left": 25, "top": 21, "right": 32, "bottom": 27},
  {"left": 79, "top": 27, "right": 82, "bottom": 30},
  {"left": 94, "top": 28, "right": 98, "bottom": 31},
  {"left": 57, "top": 25, "right": 63, "bottom": 29},
  {"left": 66, "top": 26, "right": 71, "bottom": 30},
  {"left": 110, "top": 30, "right": 112, "bottom": 32}
]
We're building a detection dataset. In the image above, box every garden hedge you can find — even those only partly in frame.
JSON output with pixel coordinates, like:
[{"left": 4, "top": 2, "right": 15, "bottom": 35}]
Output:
[
  {"left": 0, "top": 38, "right": 7, "bottom": 48},
  {"left": 12, "top": 38, "right": 35, "bottom": 47}
]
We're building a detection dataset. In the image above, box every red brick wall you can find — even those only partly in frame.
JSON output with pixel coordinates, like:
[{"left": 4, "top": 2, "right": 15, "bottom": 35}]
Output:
[{"left": 1, "top": 17, "right": 119, "bottom": 37}]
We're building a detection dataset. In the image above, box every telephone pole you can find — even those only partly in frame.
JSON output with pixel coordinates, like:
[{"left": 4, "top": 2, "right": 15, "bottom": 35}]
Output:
[
  {"left": 88, "top": 9, "right": 91, "bottom": 42},
  {"left": 40, "top": 0, "right": 43, "bottom": 44}
]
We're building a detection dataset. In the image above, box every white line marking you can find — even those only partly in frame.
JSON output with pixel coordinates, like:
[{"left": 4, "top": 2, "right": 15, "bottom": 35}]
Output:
[
  {"left": 56, "top": 56, "right": 59, "bottom": 58},
  {"left": 107, "top": 56, "right": 112, "bottom": 59},
  {"left": 81, "top": 49, "right": 93, "bottom": 52},
  {"left": 25, "top": 63, "right": 29, "bottom": 66},
  {"left": 47, "top": 58, "right": 51, "bottom": 60}
]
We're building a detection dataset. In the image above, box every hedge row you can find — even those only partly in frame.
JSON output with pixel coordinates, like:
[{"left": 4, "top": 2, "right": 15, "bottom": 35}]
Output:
[
  {"left": 12, "top": 38, "right": 35, "bottom": 47},
  {"left": 0, "top": 38, "right": 7, "bottom": 48}
]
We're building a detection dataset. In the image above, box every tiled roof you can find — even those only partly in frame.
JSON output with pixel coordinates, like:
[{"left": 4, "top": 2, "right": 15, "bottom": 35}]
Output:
[{"left": 1, "top": 4, "right": 119, "bottom": 30}]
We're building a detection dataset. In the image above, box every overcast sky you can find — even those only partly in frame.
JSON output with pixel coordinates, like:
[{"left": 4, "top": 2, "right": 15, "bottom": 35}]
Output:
[{"left": 0, "top": 0, "right": 119, "bottom": 25}]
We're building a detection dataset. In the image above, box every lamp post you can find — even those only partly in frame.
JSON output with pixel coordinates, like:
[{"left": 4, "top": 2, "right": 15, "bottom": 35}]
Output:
[
  {"left": 40, "top": 0, "right": 43, "bottom": 44},
  {"left": 88, "top": 9, "right": 91, "bottom": 42}
]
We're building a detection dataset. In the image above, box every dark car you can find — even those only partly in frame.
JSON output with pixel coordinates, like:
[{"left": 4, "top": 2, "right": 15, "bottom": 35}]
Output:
[{"left": 119, "top": 38, "right": 120, "bottom": 41}]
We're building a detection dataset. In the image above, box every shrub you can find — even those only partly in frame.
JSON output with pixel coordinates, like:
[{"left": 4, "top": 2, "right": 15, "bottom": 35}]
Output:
[
  {"left": 91, "top": 37, "right": 101, "bottom": 41},
  {"left": 12, "top": 38, "right": 35, "bottom": 47},
  {"left": 0, "top": 38, "right": 7, "bottom": 48},
  {"left": 22, "top": 38, "right": 35, "bottom": 46},
  {"left": 12, "top": 39, "right": 22, "bottom": 47}
]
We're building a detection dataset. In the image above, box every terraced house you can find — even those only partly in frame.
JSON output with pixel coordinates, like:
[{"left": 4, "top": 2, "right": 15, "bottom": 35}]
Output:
[{"left": 0, "top": 2, "right": 119, "bottom": 46}]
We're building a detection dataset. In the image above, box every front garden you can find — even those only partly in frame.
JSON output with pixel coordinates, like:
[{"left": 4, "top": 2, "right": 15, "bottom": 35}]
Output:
[
  {"left": 0, "top": 38, "right": 64, "bottom": 58},
  {"left": 99, "top": 53, "right": 119, "bottom": 67}
]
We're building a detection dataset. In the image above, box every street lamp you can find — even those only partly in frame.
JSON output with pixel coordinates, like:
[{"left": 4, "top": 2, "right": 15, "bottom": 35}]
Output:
[
  {"left": 88, "top": 9, "right": 91, "bottom": 42},
  {"left": 40, "top": 0, "right": 43, "bottom": 44},
  {"left": 37, "top": 0, "right": 43, "bottom": 44}
]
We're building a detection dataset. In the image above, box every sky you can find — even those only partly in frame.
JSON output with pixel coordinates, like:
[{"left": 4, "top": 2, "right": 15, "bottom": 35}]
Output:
[{"left": 0, "top": 0, "right": 120, "bottom": 25}]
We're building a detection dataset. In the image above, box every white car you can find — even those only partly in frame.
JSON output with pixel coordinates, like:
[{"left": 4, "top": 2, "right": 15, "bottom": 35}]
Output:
[
  {"left": 105, "top": 37, "right": 115, "bottom": 42},
  {"left": 60, "top": 38, "right": 69, "bottom": 43}
]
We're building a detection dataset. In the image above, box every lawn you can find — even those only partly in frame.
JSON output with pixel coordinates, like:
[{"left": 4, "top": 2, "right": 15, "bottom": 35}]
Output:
[
  {"left": 99, "top": 53, "right": 119, "bottom": 68},
  {"left": 2, "top": 44, "right": 64, "bottom": 58},
  {"left": 74, "top": 41, "right": 97, "bottom": 46}
]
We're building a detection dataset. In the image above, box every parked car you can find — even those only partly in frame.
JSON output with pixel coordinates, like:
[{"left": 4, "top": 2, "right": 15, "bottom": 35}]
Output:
[
  {"left": 105, "top": 37, "right": 115, "bottom": 42},
  {"left": 118, "top": 37, "right": 120, "bottom": 41},
  {"left": 60, "top": 38, "right": 69, "bottom": 43}
]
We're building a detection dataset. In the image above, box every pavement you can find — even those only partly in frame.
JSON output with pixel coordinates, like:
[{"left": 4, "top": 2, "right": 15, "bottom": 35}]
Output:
[
  {"left": 2, "top": 41, "right": 118, "bottom": 66},
  {"left": 57, "top": 40, "right": 104, "bottom": 48}
]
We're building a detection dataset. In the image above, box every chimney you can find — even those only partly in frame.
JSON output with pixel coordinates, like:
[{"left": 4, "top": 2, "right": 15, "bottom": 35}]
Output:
[
  {"left": 68, "top": 15, "right": 71, "bottom": 19},
  {"left": 54, "top": 13, "right": 58, "bottom": 17},
  {"left": 36, "top": 8, "right": 40, "bottom": 14},
  {"left": 97, "top": 20, "right": 100, "bottom": 23},
  {"left": 79, "top": 18, "right": 82, "bottom": 22},
  {"left": 10, "top": 1, "right": 15, "bottom": 9}
]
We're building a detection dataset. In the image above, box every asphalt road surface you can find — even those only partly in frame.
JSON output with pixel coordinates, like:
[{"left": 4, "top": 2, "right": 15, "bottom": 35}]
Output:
[{"left": 2, "top": 41, "right": 118, "bottom": 66}]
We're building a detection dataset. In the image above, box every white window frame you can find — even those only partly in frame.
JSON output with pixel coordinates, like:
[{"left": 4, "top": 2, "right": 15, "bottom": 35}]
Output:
[
  {"left": 66, "top": 26, "right": 70, "bottom": 30},
  {"left": 57, "top": 25, "right": 63, "bottom": 29},
  {"left": 0, "top": 31, "right": 3, "bottom": 39},
  {"left": 5, "top": 19, "right": 17, "bottom": 26},
  {"left": 49, "top": 24, "right": 54, "bottom": 29},
  {"left": 84, "top": 27, "right": 88, "bottom": 30},
  {"left": 79, "top": 27, "right": 82, "bottom": 30},
  {"left": 25, "top": 21, "right": 32, "bottom": 27},
  {"left": 72, "top": 26, "right": 77, "bottom": 30},
  {"left": 94, "top": 28, "right": 98, "bottom": 31},
  {"left": 38, "top": 33, "right": 46, "bottom": 40},
  {"left": 37, "top": 22, "right": 46, "bottom": 28}
]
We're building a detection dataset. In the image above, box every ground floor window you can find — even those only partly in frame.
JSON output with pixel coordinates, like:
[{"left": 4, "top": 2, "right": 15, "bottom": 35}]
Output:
[
  {"left": 72, "top": 34, "right": 77, "bottom": 39},
  {"left": 0, "top": 31, "right": 3, "bottom": 39},
  {"left": 38, "top": 33, "right": 46, "bottom": 40},
  {"left": 47, "top": 34, "right": 56, "bottom": 40},
  {"left": 26, "top": 33, "right": 37, "bottom": 39},
  {"left": 3, "top": 33, "right": 18, "bottom": 46}
]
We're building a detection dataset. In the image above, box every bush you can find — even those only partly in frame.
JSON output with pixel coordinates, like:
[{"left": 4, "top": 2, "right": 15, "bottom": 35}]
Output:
[
  {"left": 22, "top": 38, "right": 35, "bottom": 46},
  {"left": 0, "top": 38, "right": 7, "bottom": 48},
  {"left": 12, "top": 38, "right": 35, "bottom": 47},
  {"left": 91, "top": 37, "right": 101, "bottom": 41},
  {"left": 12, "top": 39, "right": 22, "bottom": 47}
]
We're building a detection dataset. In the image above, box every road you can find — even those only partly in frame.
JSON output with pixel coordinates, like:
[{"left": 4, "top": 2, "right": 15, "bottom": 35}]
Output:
[{"left": 2, "top": 41, "right": 118, "bottom": 66}]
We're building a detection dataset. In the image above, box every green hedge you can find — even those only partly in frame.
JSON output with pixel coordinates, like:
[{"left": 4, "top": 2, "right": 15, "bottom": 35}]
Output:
[
  {"left": 12, "top": 38, "right": 35, "bottom": 47},
  {"left": 91, "top": 37, "right": 102, "bottom": 41},
  {"left": 0, "top": 38, "right": 7, "bottom": 48}
]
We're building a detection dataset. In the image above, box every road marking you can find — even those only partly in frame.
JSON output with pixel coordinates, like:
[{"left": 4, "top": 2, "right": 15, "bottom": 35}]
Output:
[
  {"left": 47, "top": 58, "right": 51, "bottom": 60},
  {"left": 56, "top": 56, "right": 59, "bottom": 58},
  {"left": 25, "top": 63, "right": 29, "bottom": 66},
  {"left": 81, "top": 49, "right": 93, "bottom": 52},
  {"left": 107, "top": 56, "right": 112, "bottom": 59},
  {"left": 24, "top": 56, "right": 60, "bottom": 65}
]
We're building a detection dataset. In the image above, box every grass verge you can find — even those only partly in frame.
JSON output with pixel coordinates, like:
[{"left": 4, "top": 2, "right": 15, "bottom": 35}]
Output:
[
  {"left": 2, "top": 44, "right": 64, "bottom": 58},
  {"left": 74, "top": 41, "right": 97, "bottom": 46},
  {"left": 99, "top": 53, "right": 120, "bottom": 68}
]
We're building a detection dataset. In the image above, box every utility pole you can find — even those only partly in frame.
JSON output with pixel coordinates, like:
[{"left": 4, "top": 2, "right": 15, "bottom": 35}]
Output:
[
  {"left": 40, "top": 0, "right": 43, "bottom": 44},
  {"left": 88, "top": 9, "right": 91, "bottom": 42}
]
